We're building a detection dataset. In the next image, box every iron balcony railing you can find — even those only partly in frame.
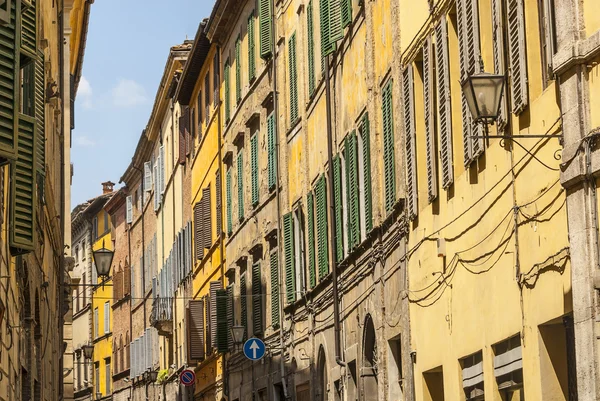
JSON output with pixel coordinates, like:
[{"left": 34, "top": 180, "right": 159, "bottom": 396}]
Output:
[{"left": 150, "top": 297, "right": 173, "bottom": 327}]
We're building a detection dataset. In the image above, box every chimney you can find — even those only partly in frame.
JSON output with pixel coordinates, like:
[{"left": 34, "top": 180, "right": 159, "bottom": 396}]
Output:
[{"left": 102, "top": 181, "right": 115, "bottom": 194}]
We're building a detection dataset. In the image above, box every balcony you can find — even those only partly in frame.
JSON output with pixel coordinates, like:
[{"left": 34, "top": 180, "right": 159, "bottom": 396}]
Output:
[{"left": 150, "top": 297, "right": 173, "bottom": 335}]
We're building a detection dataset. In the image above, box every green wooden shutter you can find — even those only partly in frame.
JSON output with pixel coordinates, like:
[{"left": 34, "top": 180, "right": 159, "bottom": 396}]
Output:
[
  {"left": 315, "top": 175, "right": 329, "bottom": 279},
  {"left": 341, "top": 0, "right": 352, "bottom": 28},
  {"left": 215, "top": 169, "right": 222, "bottom": 236},
  {"left": 288, "top": 33, "right": 298, "bottom": 124},
  {"left": 215, "top": 289, "right": 229, "bottom": 353},
  {"left": 252, "top": 262, "right": 263, "bottom": 334},
  {"left": 307, "top": 0, "right": 316, "bottom": 97},
  {"left": 0, "top": 2, "right": 18, "bottom": 161},
  {"left": 307, "top": 191, "right": 316, "bottom": 288},
  {"left": 382, "top": 81, "right": 396, "bottom": 213},
  {"left": 328, "top": 0, "right": 343, "bottom": 45},
  {"left": 10, "top": 116, "right": 36, "bottom": 252},
  {"left": 20, "top": 0, "right": 36, "bottom": 58},
  {"left": 270, "top": 250, "right": 280, "bottom": 328},
  {"left": 35, "top": 50, "right": 45, "bottom": 175},
  {"left": 240, "top": 273, "right": 248, "bottom": 338},
  {"left": 402, "top": 66, "right": 417, "bottom": 219},
  {"left": 237, "top": 151, "right": 244, "bottom": 220},
  {"left": 226, "top": 168, "right": 233, "bottom": 235},
  {"left": 224, "top": 60, "right": 231, "bottom": 123},
  {"left": 259, "top": 0, "right": 272, "bottom": 59},
  {"left": 248, "top": 12, "right": 256, "bottom": 81},
  {"left": 236, "top": 36, "right": 242, "bottom": 104},
  {"left": 251, "top": 134, "right": 259, "bottom": 207},
  {"left": 333, "top": 155, "right": 343, "bottom": 262},
  {"left": 267, "top": 113, "right": 276, "bottom": 191},
  {"left": 361, "top": 114, "right": 373, "bottom": 233},
  {"left": 283, "top": 212, "right": 296, "bottom": 304},
  {"left": 319, "top": 0, "right": 336, "bottom": 59},
  {"left": 346, "top": 131, "right": 359, "bottom": 249}
]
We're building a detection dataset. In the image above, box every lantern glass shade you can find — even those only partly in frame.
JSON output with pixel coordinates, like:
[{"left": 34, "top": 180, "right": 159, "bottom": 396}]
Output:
[
  {"left": 231, "top": 325, "right": 245, "bottom": 346},
  {"left": 148, "top": 369, "right": 158, "bottom": 382},
  {"left": 461, "top": 72, "right": 505, "bottom": 122},
  {"left": 92, "top": 243, "right": 114, "bottom": 278},
  {"left": 82, "top": 344, "right": 94, "bottom": 360}
]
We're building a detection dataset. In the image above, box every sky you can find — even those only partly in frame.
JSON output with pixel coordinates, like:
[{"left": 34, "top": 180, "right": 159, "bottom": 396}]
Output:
[{"left": 71, "top": 0, "right": 216, "bottom": 208}]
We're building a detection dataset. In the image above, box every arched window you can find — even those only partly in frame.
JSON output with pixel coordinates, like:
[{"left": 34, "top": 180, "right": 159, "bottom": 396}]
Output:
[
  {"left": 317, "top": 346, "right": 327, "bottom": 401},
  {"left": 125, "top": 333, "right": 130, "bottom": 369},
  {"left": 362, "top": 314, "right": 379, "bottom": 399}
]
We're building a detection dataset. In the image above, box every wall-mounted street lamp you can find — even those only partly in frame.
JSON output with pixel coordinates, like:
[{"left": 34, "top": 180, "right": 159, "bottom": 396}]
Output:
[
  {"left": 145, "top": 368, "right": 159, "bottom": 401},
  {"left": 461, "top": 72, "right": 505, "bottom": 125},
  {"left": 230, "top": 325, "right": 245, "bottom": 349},
  {"left": 92, "top": 240, "right": 114, "bottom": 279},
  {"left": 82, "top": 343, "right": 94, "bottom": 360}
]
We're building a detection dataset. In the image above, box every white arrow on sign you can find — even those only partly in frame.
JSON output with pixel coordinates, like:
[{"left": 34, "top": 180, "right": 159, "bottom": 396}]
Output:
[{"left": 250, "top": 340, "right": 260, "bottom": 359}]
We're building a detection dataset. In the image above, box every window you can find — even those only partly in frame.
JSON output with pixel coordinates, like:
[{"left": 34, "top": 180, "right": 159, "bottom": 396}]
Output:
[
  {"left": 213, "top": 53, "right": 219, "bottom": 104},
  {"left": 251, "top": 132, "right": 259, "bottom": 207},
  {"left": 104, "top": 302, "right": 110, "bottom": 334},
  {"left": 74, "top": 246, "right": 79, "bottom": 263},
  {"left": 134, "top": 189, "right": 139, "bottom": 212},
  {"left": 269, "top": 249, "right": 279, "bottom": 328},
  {"left": 435, "top": 16, "right": 454, "bottom": 188},
  {"left": 293, "top": 207, "right": 306, "bottom": 295},
  {"left": 77, "top": 353, "right": 82, "bottom": 389},
  {"left": 307, "top": 0, "right": 316, "bottom": 97},
  {"left": 382, "top": 80, "right": 396, "bottom": 213},
  {"left": 423, "top": 366, "right": 445, "bottom": 401},
  {"left": 461, "top": 351, "right": 484, "bottom": 400},
  {"left": 103, "top": 210, "right": 109, "bottom": 234},
  {"left": 251, "top": 262, "right": 262, "bottom": 335},
  {"left": 92, "top": 216, "right": 98, "bottom": 240},
  {"left": 226, "top": 167, "right": 233, "bottom": 235},
  {"left": 358, "top": 114, "right": 372, "bottom": 237},
  {"left": 104, "top": 358, "right": 111, "bottom": 395},
  {"left": 315, "top": 175, "right": 328, "bottom": 279},
  {"left": 236, "top": 36, "right": 242, "bottom": 104},
  {"left": 94, "top": 307, "right": 99, "bottom": 338},
  {"left": 259, "top": 0, "right": 273, "bottom": 59},
  {"left": 248, "top": 12, "right": 256, "bottom": 81},
  {"left": 82, "top": 273, "right": 86, "bottom": 305},
  {"left": 288, "top": 32, "right": 298, "bottom": 124},
  {"left": 402, "top": 65, "right": 418, "bottom": 219},
  {"left": 240, "top": 271, "right": 248, "bottom": 336},
  {"left": 538, "top": 0, "right": 556, "bottom": 87},
  {"left": 20, "top": 61, "right": 35, "bottom": 116},
  {"left": 225, "top": 59, "right": 231, "bottom": 123},
  {"left": 198, "top": 89, "right": 203, "bottom": 126},
  {"left": 306, "top": 192, "right": 316, "bottom": 289},
  {"left": 333, "top": 154, "right": 344, "bottom": 262},
  {"left": 205, "top": 74, "right": 211, "bottom": 125},
  {"left": 82, "top": 240, "right": 86, "bottom": 259},
  {"left": 284, "top": 212, "right": 296, "bottom": 303},
  {"left": 388, "top": 337, "right": 403, "bottom": 400},
  {"left": 267, "top": 113, "right": 277, "bottom": 191},
  {"left": 94, "top": 362, "right": 100, "bottom": 395},
  {"left": 237, "top": 149, "right": 244, "bottom": 221},
  {"left": 494, "top": 335, "right": 524, "bottom": 401}
]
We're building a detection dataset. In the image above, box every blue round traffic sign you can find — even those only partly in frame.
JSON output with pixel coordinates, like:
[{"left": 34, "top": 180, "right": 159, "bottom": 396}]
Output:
[
  {"left": 243, "top": 337, "right": 266, "bottom": 361},
  {"left": 180, "top": 369, "right": 196, "bottom": 386}
]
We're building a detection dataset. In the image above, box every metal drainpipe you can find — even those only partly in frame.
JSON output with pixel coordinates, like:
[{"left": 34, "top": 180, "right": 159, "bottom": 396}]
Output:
[
  {"left": 271, "top": 0, "right": 289, "bottom": 398},
  {"left": 584, "top": 137, "right": 600, "bottom": 270},
  {"left": 324, "top": 54, "right": 346, "bottom": 369},
  {"left": 170, "top": 97, "right": 180, "bottom": 372},
  {"left": 58, "top": 0, "right": 66, "bottom": 398},
  {"left": 132, "top": 164, "right": 147, "bottom": 329}
]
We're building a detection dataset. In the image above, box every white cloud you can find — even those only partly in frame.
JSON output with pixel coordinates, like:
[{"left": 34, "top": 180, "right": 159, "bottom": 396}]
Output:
[
  {"left": 78, "top": 76, "right": 93, "bottom": 109},
  {"left": 111, "top": 79, "right": 148, "bottom": 108},
  {"left": 74, "top": 135, "right": 96, "bottom": 147}
]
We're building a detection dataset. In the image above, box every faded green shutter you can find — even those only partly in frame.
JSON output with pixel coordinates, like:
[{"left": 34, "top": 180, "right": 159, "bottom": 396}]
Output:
[
  {"left": 236, "top": 36, "right": 242, "bottom": 104},
  {"left": 288, "top": 33, "right": 298, "bottom": 124},
  {"left": 226, "top": 285, "right": 234, "bottom": 349},
  {"left": 267, "top": 113, "right": 276, "bottom": 191},
  {"left": 215, "top": 289, "right": 229, "bottom": 353},
  {"left": 332, "top": 155, "right": 343, "bottom": 262},
  {"left": 252, "top": 262, "right": 262, "bottom": 334},
  {"left": 307, "top": 0, "right": 316, "bottom": 97},
  {"left": 0, "top": 2, "right": 18, "bottom": 160},
  {"left": 341, "top": 0, "right": 352, "bottom": 28},
  {"left": 283, "top": 212, "right": 295, "bottom": 304},
  {"left": 35, "top": 50, "right": 45, "bottom": 175},
  {"left": 270, "top": 250, "right": 280, "bottom": 328},
  {"left": 259, "top": 0, "right": 272, "bottom": 59},
  {"left": 346, "top": 132, "right": 359, "bottom": 249},
  {"left": 328, "top": 0, "right": 343, "bottom": 45},
  {"left": 382, "top": 81, "right": 396, "bottom": 213},
  {"left": 361, "top": 114, "right": 373, "bottom": 233},
  {"left": 224, "top": 60, "right": 231, "bottom": 123},
  {"left": 237, "top": 151, "right": 244, "bottom": 220},
  {"left": 226, "top": 168, "right": 232, "bottom": 235},
  {"left": 248, "top": 12, "right": 256, "bottom": 81},
  {"left": 240, "top": 273, "right": 248, "bottom": 338},
  {"left": 251, "top": 134, "right": 259, "bottom": 207},
  {"left": 20, "top": 0, "right": 37, "bottom": 58},
  {"left": 319, "top": 0, "right": 336, "bottom": 59},
  {"left": 307, "top": 192, "right": 316, "bottom": 288},
  {"left": 315, "top": 175, "right": 329, "bottom": 279},
  {"left": 215, "top": 169, "right": 222, "bottom": 236},
  {"left": 10, "top": 116, "right": 36, "bottom": 252}
]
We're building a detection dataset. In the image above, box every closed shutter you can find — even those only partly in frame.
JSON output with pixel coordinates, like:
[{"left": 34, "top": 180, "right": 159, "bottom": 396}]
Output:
[
  {"left": 213, "top": 52, "right": 220, "bottom": 104},
  {"left": 248, "top": 12, "right": 256, "bottom": 81},
  {"left": 259, "top": 0, "right": 272, "bottom": 59},
  {"left": 251, "top": 134, "right": 259, "bottom": 207},
  {"left": 382, "top": 81, "right": 396, "bottom": 213},
  {"left": 237, "top": 151, "right": 244, "bottom": 220},
  {"left": 209, "top": 281, "right": 221, "bottom": 348},
  {"left": 178, "top": 108, "right": 187, "bottom": 165},
  {"left": 226, "top": 285, "right": 234, "bottom": 349},
  {"left": 159, "top": 145, "right": 165, "bottom": 193},
  {"left": 252, "top": 262, "right": 262, "bottom": 335},
  {"left": 144, "top": 162, "right": 152, "bottom": 192},
  {"left": 224, "top": 60, "right": 231, "bottom": 123},
  {"left": 153, "top": 164, "right": 159, "bottom": 211},
  {"left": 126, "top": 196, "right": 133, "bottom": 224},
  {"left": 341, "top": 0, "right": 352, "bottom": 27},
  {"left": 198, "top": 90, "right": 203, "bottom": 126},
  {"left": 315, "top": 175, "right": 329, "bottom": 279},
  {"left": 332, "top": 155, "right": 343, "bottom": 262},
  {"left": 307, "top": 0, "right": 316, "bottom": 97},
  {"left": 226, "top": 168, "right": 233, "bottom": 234},
  {"left": 434, "top": 18, "right": 454, "bottom": 188},
  {"left": 346, "top": 131, "right": 359, "bottom": 249},
  {"left": 306, "top": 191, "right": 316, "bottom": 288},
  {"left": 289, "top": 33, "right": 299, "bottom": 124},
  {"left": 423, "top": 37, "right": 438, "bottom": 202},
  {"left": 205, "top": 296, "right": 212, "bottom": 355},
  {"left": 215, "top": 288, "right": 229, "bottom": 353},
  {"left": 402, "top": 66, "right": 418, "bottom": 219},
  {"left": 0, "top": 3, "right": 17, "bottom": 160},
  {"left": 187, "top": 300, "right": 205, "bottom": 361},
  {"left": 235, "top": 36, "right": 242, "bottom": 104},
  {"left": 361, "top": 114, "right": 373, "bottom": 233},
  {"left": 104, "top": 302, "right": 110, "bottom": 333},
  {"left": 507, "top": 0, "right": 528, "bottom": 114},
  {"left": 215, "top": 170, "right": 222, "bottom": 236},
  {"left": 20, "top": 0, "right": 36, "bottom": 57},
  {"left": 205, "top": 74, "right": 211, "bottom": 130},
  {"left": 328, "top": 0, "right": 343, "bottom": 46},
  {"left": 267, "top": 113, "right": 276, "bottom": 191},
  {"left": 240, "top": 272, "right": 248, "bottom": 336},
  {"left": 194, "top": 202, "right": 203, "bottom": 259},
  {"left": 319, "top": 0, "right": 335, "bottom": 59},
  {"left": 202, "top": 186, "right": 212, "bottom": 249},
  {"left": 491, "top": 0, "right": 508, "bottom": 130},
  {"left": 283, "top": 212, "right": 295, "bottom": 304},
  {"left": 10, "top": 116, "right": 36, "bottom": 252},
  {"left": 270, "top": 250, "right": 280, "bottom": 328},
  {"left": 35, "top": 50, "right": 45, "bottom": 175}
]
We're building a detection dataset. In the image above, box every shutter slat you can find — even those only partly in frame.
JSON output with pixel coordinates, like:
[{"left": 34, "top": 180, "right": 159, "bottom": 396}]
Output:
[
  {"left": 283, "top": 212, "right": 296, "bottom": 304},
  {"left": 0, "top": 2, "right": 17, "bottom": 159},
  {"left": 435, "top": 18, "right": 454, "bottom": 188},
  {"left": 35, "top": 50, "right": 45, "bottom": 175},
  {"left": 402, "top": 66, "right": 418, "bottom": 219},
  {"left": 382, "top": 81, "right": 396, "bottom": 213},
  {"left": 270, "top": 250, "right": 280, "bottom": 328},
  {"left": 341, "top": 0, "right": 352, "bottom": 28},
  {"left": 252, "top": 262, "right": 263, "bottom": 334}
]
